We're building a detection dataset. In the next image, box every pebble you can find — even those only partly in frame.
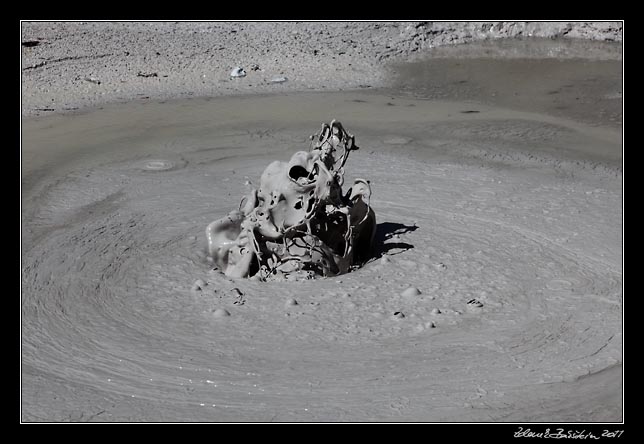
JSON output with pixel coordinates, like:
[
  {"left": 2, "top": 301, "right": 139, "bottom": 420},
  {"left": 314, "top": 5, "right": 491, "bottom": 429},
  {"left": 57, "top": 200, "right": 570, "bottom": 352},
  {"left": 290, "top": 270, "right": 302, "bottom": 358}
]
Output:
[
  {"left": 269, "top": 76, "right": 288, "bottom": 84},
  {"left": 192, "top": 279, "right": 206, "bottom": 291},
  {"left": 431, "top": 308, "right": 441, "bottom": 315},
  {"left": 393, "top": 311, "right": 405, "bottom": 319},
  {"left": 285, "top": 298, "right": 299, "bottom": 307},
  {"left": 401, "top": 287, "right": 422, "bottom": 297},
  {"left": 212, "top": 308, "right": 231, "bottom": 318},
  {"left": 230, "top": 67, "right": 246, "bottom": 78}
]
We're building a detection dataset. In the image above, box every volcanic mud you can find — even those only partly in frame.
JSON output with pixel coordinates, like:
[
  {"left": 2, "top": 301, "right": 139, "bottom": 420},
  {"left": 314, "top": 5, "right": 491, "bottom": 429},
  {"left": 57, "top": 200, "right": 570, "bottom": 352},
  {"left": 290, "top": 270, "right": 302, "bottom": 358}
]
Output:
[{"left": 21, "top": 43, "right": 622, "bottom": 422}]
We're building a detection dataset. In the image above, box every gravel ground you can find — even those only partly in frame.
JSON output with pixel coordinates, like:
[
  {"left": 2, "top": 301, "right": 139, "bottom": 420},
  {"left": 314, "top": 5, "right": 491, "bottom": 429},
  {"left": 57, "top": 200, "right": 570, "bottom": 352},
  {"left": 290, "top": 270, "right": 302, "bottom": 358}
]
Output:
[{"left": 21, "top": 21, "right": 623, "bottom": 117}]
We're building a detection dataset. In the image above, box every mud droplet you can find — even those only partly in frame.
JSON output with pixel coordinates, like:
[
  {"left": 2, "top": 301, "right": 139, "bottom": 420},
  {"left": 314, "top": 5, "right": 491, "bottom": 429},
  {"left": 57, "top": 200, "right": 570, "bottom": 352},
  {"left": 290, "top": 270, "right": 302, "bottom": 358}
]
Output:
[
  {"left": 192, "top": 279, "right": 206, "bottom": 291},
  {"left": 401, "top": 287, "right": 421, "bottom": 297},
  {"left": 212, "top": 308, "right": 231, "bottom": 318}
]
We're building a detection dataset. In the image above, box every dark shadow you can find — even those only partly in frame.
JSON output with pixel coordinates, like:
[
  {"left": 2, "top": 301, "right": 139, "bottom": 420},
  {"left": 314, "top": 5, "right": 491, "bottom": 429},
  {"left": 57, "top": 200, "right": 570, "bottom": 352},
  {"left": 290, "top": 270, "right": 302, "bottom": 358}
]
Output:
[{"left": 373, "top": 222, "right": 418, "bottom": 258}]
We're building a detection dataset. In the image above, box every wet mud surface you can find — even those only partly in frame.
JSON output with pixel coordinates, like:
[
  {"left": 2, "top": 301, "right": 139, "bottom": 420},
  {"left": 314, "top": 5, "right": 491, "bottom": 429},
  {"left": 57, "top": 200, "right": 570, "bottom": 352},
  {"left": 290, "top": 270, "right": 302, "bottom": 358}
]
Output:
[{"left": 21, "top": 52, "right": 622, "bottom": 422}]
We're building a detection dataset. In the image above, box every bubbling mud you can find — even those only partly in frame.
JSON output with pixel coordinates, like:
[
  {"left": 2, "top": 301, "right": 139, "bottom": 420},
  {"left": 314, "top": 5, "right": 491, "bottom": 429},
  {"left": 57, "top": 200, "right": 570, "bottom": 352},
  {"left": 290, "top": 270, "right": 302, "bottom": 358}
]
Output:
[
  {"left": 21, "top": 88, "right": 622, "bottom": 422},
  {"left": 206, "top": 121, "right": 376, "bottom": 280}
]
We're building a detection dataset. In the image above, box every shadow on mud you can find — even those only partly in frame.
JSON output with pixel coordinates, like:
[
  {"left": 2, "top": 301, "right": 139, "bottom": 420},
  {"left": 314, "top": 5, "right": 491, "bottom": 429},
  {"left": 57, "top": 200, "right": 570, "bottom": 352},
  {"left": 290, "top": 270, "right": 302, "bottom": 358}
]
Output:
[{"left": 373, "top": 222, "right": 417, "bottom": 258}]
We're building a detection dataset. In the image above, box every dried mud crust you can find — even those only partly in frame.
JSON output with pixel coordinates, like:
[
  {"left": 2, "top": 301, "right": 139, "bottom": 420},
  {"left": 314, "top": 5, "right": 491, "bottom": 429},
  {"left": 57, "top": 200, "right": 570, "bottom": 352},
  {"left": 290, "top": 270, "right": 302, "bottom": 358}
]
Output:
[{"left": 21, "top": 21, "right": 622, "bottom": 117}]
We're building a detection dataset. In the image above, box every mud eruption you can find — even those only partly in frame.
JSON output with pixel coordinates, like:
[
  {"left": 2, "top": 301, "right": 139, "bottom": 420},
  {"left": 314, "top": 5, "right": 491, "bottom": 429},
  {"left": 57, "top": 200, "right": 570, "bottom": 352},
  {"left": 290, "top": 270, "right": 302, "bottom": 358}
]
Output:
[{"left": 206, "top": 120, "right": 376, "bottom": 280}]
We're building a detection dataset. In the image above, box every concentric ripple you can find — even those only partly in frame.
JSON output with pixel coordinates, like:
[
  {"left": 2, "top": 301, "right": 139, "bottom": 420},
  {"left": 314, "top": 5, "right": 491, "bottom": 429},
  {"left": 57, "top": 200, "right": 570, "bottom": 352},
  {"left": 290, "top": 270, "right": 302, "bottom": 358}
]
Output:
[{"left": 21, "top": 94, "right": 622, "bottom": 422}]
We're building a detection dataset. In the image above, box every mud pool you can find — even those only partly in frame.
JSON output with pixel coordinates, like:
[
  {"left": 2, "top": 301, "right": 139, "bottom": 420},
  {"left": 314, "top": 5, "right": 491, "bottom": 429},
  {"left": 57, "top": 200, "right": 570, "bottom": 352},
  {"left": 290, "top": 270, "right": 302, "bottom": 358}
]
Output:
[{"left": 21, "top": 54, "right": 622, "bottom": 422}]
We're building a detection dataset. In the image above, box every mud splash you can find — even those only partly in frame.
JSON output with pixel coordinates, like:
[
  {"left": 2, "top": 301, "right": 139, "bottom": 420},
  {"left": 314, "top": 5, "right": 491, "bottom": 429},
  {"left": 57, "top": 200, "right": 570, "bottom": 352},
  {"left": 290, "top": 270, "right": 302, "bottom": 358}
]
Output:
[{"left": 206, "top": 120, "right": 376, "bottom": 280}]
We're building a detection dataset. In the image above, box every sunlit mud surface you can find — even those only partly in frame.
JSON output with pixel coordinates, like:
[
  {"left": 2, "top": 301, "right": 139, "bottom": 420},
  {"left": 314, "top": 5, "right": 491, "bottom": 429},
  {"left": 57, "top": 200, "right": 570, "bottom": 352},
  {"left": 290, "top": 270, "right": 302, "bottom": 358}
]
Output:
[{"left": 22, "top": 74, "right": 622, "bottom": 422}]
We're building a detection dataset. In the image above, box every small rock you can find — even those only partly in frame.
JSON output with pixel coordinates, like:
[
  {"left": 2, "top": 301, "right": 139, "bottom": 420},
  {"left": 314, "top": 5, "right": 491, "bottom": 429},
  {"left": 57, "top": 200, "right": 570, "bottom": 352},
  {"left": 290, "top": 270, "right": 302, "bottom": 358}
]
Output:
[
  {"left": 467, "top": 298, "right": 484, "bottom": 308},
  {"left": 269, "top": 76, "right": 288, "bottom": 84},
  {"left": 212, "top": 308, "right": 231, "bottom": 318},
  {"left": 192, "top": 279, "right": 206, "bottom": 291},
  {"left": 393, "top": 311, "right": 405, "bottom": 319},
  {"left": 249, "top": 63, "right": 260, "bottom": 71},
  {"left": 84, "top": 77, "right": 101, "bottom": 85},
  {"left": 428, "top": 321, "right": 436, "bottom": 328},
  {"left": 285, "top": 298, "right": 299, "bottom": 307},
  {"left": 401, "top": 287, "right": 421, "bottom": 297},
  {"left": 230, "top": 288, "right": 243, "bottom": 296},
  {"left": 230, "top": 67, "right": 246, "bottom": 78},
  {"left": 137, "top": 71, "right": 158, "bottom": 78},
  {"left": 431, "top": 308, "right": 441, "bottom": 315},
  {"left": 435, "top": 263, "right": 447, "bottom": 270}
]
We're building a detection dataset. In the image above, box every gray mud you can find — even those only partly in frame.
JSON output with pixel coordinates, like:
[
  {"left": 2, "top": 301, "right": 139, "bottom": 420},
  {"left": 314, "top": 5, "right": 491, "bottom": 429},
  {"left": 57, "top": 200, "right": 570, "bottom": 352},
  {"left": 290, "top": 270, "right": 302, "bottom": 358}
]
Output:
[{"left": 21, "top": 41, "right": 622, "bottom": 422}]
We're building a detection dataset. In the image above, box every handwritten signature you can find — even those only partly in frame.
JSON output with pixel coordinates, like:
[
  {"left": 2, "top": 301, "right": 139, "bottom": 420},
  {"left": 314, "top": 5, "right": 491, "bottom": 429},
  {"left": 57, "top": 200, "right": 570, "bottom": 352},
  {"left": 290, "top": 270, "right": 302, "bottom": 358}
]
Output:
[{"left": 514, "top": 427, "right": 624, "bottom": 440}]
